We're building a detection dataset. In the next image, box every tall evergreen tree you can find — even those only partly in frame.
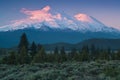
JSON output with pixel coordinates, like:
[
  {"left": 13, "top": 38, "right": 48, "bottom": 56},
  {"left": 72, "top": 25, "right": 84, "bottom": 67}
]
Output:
[
  {"left": 8, "top": 51, "right": 16, "bottom": 64},
  {"left": 99, "top": 50, "right": 109, "bottom": 60},
  {"left": 53, "top": 46, "right": 59, "bottom": 62},
  {"left": 19, "top": 46, "right": 30, "bottom": 64},
  {"left": 37, "top": 44, "right": 43, "bottom": 51},
  {"left": 60, "top": 46, "right": 67, "bottom": 62},
  {"left": 107, "top": 48, "right": 112, "bottom": 60},
  {"left": 114, "top": 49, "right": 120, "bottom": 60},
  {"left": 1, "top": 56, "right": 9, "bottom": 64},
  {"left": 54, "top": 46, "right": 59, "bottom": 54},
  {"left": 90, "top": 44, "right": 96, "bottom": 60},
  {"left": 95, "top": 48, "right": 100, "bottom": 60},
  {"left": 32, "top": 47, "right": 46, "bottom": 63},
  {"left": 30, "top": 41, "right": 37, "bottom": 58},
  {"left": 91, "top": 44, "right": 96, "bottom": 54},
  {"left": 81, "top": 46, "right": 89, "bottom": 61},
  {"left": 69, "top": 48, "right": 77, "bottom": 60},
  {"left": 18, "top": 33, "right": 29, "bottom": 53}
]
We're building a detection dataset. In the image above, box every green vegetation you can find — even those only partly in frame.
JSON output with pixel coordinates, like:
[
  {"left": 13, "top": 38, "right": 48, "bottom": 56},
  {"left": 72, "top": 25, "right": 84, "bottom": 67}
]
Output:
[
  {"left": 0, "top": 61, "right": 120, "bottom": 80},
  {"left": 0, "top": 33, "right": 120, "bottom": 80},
  {"left": 0, "top": 33, "right": 120, "bottom": 64},
  {"left": 32, "top": 47, "right": 46, "bottom": 63}
]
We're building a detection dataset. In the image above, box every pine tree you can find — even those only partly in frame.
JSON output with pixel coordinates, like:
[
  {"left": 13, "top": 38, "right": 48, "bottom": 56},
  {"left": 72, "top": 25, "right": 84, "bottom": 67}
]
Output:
[
  {"left": 107, "top": 48, "right": 112, "bottom": 60},
  {"left": 54, "top": 46, "right": 59, "bottom": 55},
  {"left": 99, "top": 49, "right": 109, "bottom": 60},
  {"left": 1, "top": 56, "right": 9, "bottom": 64},
  {"left": 32, "top": 47, "right": 46, "bottom": 63},
  {"left": 107, "top": 48, "right": 111, "bottom": 54},
  {"left": 18, "top": 33, "right": 29, "bottom": 53},
  {"left": 91, "top": 44, "right": 96, "bottom": 54},
  {"left": 90, "top": 44, "right": 96, "bottom": 60},
  {"left": 8, "top": 51, "right": 16, "bottom": 64},
  {"left": 81, "top": 46, "right": 89, "bottom": 61},
  {"left": 46, "top": 53, "right": 54, "bottom": 62},
  {"left": 60, "top": 46, "right": 67, "bottom": 62},
  {"left": 94, "top": 48, "right": 100, "bottom": 60},
  {"left": 19, "top": 46, "right": 30, "bottom": 64},
  {"left": 114, "top": 49, "right": 120, "bottom": 60},
  {"left": 68, "top": 48, "right": 77, "bottom": 61},
  {"left": 53, "top": 46, "right": 59, "bottom": 62},
  {"left": 37, "top": 44, "right": 43, "bottom": 51},
  {"left": 30, "top": 41, "right": 37, "bottom": 58}
]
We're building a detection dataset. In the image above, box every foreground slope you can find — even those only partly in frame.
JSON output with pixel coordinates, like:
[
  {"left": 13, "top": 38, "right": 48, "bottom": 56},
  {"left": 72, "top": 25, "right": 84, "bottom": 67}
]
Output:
[{"left": 0, "top": 61, "right": 120, "bottom": 80}]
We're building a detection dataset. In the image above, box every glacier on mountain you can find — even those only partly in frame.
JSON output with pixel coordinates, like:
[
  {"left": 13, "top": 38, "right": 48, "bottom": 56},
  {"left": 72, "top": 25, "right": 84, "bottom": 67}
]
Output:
[{"left": 0, "top": 6, "right": 119, "bottom": 33}]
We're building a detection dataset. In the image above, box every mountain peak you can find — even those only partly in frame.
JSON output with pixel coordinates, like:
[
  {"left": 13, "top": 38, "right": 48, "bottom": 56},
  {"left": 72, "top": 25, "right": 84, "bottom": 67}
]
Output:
[
  {"left": 74, "top": 13, "right": 92, "bottom": 22},
  {"left": 0, "top": 6, "right": 119, "bottom": 33}
]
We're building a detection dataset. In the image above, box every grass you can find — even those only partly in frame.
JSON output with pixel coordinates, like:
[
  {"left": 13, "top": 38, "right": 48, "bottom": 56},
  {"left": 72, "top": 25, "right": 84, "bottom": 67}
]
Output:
[{"left": 0, "top": 60, "right": 120, "bottom": 80}]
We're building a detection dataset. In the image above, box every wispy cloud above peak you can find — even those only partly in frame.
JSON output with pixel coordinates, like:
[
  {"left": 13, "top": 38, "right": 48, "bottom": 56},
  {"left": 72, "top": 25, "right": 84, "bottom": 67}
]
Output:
[
  {"left": 20, "top": 6, "right": 63, "bottom": 23},
  {"left": 0, "top": 6, "right": 68, "bottom": 31},
  {"left": 21, "top": 6, "right": 53, "bottom": 21},
  {"left": 11, "top": 6, "right": 64, "bottom": 28},
  {"left": 42, "top": 6, "right": 51, "bottom": 12},
  {"left": 74, "top": 13, "right": 92, "bottom": 22},
  {"left": 0, "top": 5, "right": 119, "bottom": 32},
  {"left": 0, "top": 0, "right": 119, "bottom": 30}
]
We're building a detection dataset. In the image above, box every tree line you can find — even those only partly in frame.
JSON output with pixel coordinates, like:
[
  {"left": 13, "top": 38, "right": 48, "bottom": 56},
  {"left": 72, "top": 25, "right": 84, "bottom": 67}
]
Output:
[{"left": 1, "top": 33, "right": 120, "bottom": 64}]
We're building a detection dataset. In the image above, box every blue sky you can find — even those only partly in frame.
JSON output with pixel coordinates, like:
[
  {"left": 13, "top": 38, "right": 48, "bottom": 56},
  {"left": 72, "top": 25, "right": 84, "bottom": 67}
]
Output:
[{"left": 0, "top": 0, "right": 120, "bottom": 28}]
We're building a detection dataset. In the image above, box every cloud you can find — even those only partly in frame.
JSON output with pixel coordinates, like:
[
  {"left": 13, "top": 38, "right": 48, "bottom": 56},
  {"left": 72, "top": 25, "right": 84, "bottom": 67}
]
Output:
[
  {"left": 21, "top": 6, "right": 52, "bottom": 21},
  {"left": 74, "top": 13, "right": 92, "bottom": 22},
  {"left": 0, "top": 5, "right": 78, "bottom": 31},
  {"left": 21, "top": 6, "right": 62, "bottom": 21},
  {"left": 11, "top": 6, "right": 63, "bottom": 27}
]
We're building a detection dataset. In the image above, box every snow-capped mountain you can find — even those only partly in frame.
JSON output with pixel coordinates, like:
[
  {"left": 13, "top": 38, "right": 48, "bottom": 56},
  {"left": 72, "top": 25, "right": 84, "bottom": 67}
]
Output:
[
  {"left": 0, "top": 6, "right": 120, "bottom": 48},
  {"left": 0, "top": 6, "right": 119, "bottom": 33}
]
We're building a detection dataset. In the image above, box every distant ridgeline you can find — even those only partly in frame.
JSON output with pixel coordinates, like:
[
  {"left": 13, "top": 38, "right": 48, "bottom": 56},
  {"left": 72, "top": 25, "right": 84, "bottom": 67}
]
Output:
[
  {"left": 0, "top": 32, "right": 120, "bottom": 52},
  {"left": 0, "top": 30, "right": 120, "bottom": 50},
  {"left": 0, "top": 27, "right": 120, "bottom": 48},
  {"left": 0, "top": 33, "right": 120, "bottom": 65},
  {"left": 43, "top": 38, "right": 120, "bottom": 51},
  {"left": 0, "top": 8, "right": 120, "bottom": 48}
]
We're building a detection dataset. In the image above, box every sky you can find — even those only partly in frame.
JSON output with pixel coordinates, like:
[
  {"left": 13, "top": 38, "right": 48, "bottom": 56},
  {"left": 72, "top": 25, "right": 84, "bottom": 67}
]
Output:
[{"left": 0, "top": 0, "right": 120, "bottom": 29}]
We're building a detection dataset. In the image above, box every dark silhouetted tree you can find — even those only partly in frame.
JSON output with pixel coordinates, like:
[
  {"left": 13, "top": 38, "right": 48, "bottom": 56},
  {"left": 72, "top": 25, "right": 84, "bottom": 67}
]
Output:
[
  {"left": 68, "top": 48, "right": 77, "bottom": 61},
  {"left": 53, "top": 46, "right": 59, "bottom": 62},
  {"left": 1, "top": 56, "right": 9, "bottom": 64},
  {"left": 54, "top": 46, "right": 59, "bottom": 54},
  {"left": 1, "top": 51, "right": 18, "bottom": 64},
  {"left": 90, "top": 44, "right": 96, "bottom": 60},
  {"left": 91, "top": 44, "right": 96, "bottom": 54},
  {"left": 18, "top": 33, "right": 29, "bottom": 53},
  {"left": 60, "top": 46, "right": 67, "bottom": 62},
  {"left": 99, "top": 50, "right": 109, "bottom": 60},
  {"left": 37, "top": 44, "right": 43, "bottom": 51},
  {"left": 19, "top": 46, "right": 30, "bottom": 64},
  {"left": 113, "top": 49, "right": 120, "bottom": 60},
  {"left": 32, "top": 47, "right": 46, "bottom": 63},
  {"left": 8, "top": 51, "right": 17, "bottom": 64},
  {"left": 81, "top": 46, "right": 89, "bottom": 61},
  {"left": 30, "top": 41, "right": 37, "bottom": 58}
]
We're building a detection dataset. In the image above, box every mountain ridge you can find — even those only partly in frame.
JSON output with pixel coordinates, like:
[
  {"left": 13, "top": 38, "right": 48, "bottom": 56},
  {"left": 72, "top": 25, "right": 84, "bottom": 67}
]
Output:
[
  {"left": 0, "top": 6, "right": 120, "bottom": 48},
  {"left": 0, "top": 6, "right": 119, "bottom": 33},
  {"left": 0, "top": 28, "right": 120, "bottom": 48},
  {"left": 43, "top": 38, "right": 120, "bottom": 50}
]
